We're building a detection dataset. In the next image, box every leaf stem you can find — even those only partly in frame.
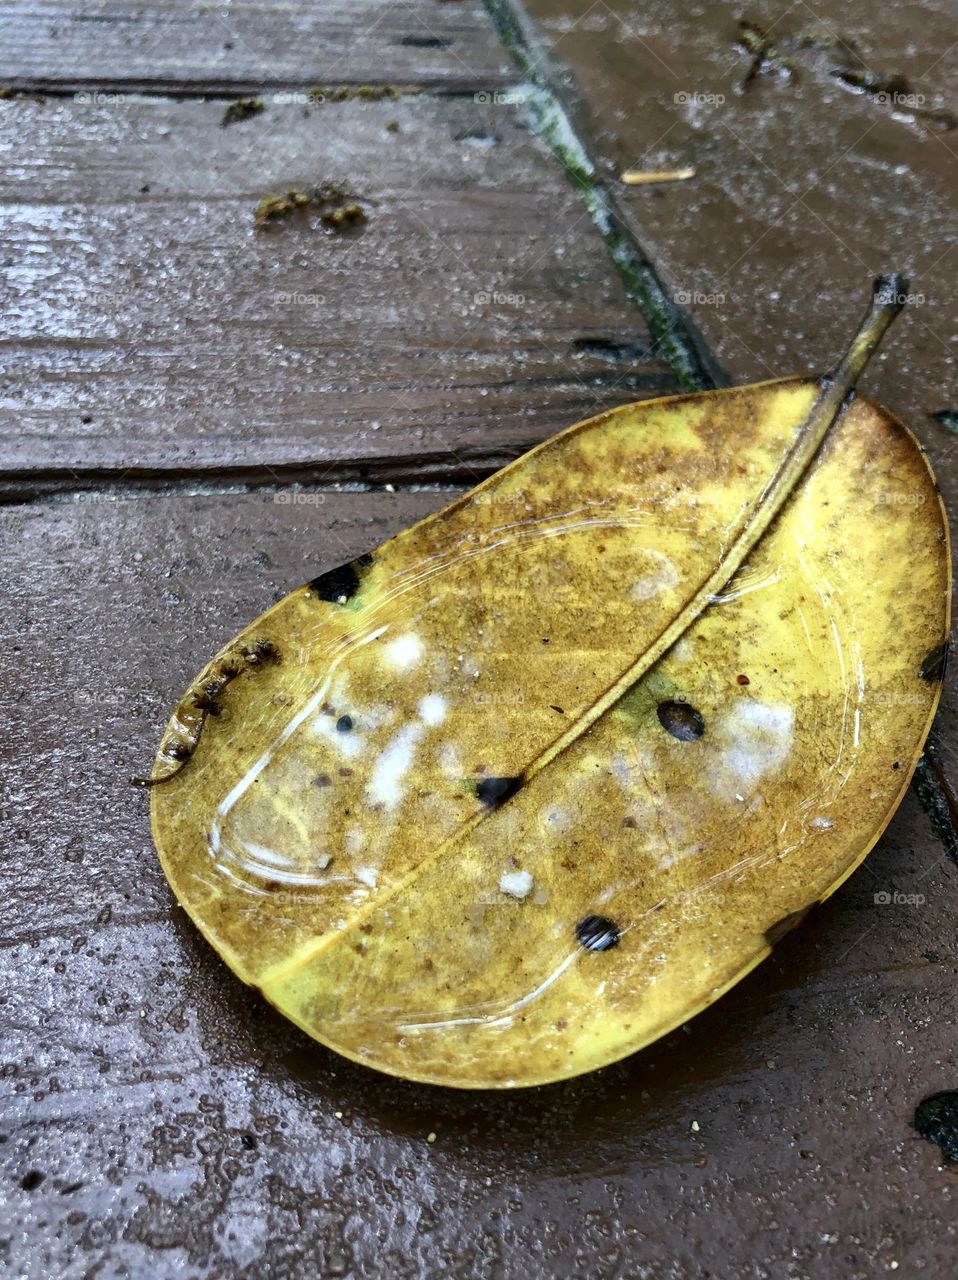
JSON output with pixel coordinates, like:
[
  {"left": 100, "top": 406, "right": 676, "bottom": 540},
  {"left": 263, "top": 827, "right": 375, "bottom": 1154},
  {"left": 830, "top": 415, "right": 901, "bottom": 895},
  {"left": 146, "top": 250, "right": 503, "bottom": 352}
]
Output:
[{"left": 823, "top": 273, "right": 909, "bottom": 407}]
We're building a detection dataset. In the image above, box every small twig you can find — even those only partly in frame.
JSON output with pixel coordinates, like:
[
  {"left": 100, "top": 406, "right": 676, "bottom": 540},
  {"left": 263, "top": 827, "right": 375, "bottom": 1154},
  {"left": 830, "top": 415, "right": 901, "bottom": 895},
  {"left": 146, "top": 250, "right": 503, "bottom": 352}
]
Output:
[{"left": 620, "top": 167, "right": 696, "bottom": 185}]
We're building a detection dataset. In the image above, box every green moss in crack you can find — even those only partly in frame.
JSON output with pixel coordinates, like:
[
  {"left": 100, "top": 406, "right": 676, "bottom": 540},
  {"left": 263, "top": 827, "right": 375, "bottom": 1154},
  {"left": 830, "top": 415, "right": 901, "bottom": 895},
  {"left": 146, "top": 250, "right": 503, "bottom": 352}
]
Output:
[
  {"left": 0, "top": 86, "right": 44, "bottom": 101},
  {"left": 308, "top": 84, "right": 422, "bottom": 104},
  {"left": 481, "top": 2, "right": 723, "bottom": 392},
  {"left": 221, "top": 97, "right": 265, "bottom": 127}
]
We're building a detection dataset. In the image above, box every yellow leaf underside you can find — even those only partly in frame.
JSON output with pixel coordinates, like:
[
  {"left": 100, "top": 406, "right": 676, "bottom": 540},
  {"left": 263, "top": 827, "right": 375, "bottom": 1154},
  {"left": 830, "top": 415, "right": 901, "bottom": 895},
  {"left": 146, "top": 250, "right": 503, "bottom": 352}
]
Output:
[{"left": 151, "top": 379, "right": 950, "bottom": 1087}]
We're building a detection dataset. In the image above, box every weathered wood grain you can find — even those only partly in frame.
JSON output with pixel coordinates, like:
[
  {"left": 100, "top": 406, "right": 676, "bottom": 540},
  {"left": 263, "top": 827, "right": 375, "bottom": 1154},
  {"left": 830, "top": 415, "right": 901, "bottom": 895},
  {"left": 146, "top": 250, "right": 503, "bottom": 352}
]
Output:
[
  {"left": 0, "top": 94, "right": 677, "bottom": 488},
  {"left": 0, "top": 0, "right": 512, "bottom": 92},
  {"left": 1, "top": 491, "right": 956, "bottom": 1280}
]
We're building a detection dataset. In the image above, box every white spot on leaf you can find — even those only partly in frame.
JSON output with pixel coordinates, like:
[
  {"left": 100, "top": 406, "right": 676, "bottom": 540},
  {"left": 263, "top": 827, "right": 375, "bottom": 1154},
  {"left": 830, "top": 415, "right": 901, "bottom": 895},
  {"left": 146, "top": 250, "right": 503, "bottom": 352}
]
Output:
[
  {"left": 366, "top": 724, "right": 423, "bottom": 809},
  {"left": 418, "top": 693, "right": 447, "bottom": 726},
  {"left": 499, "top": 870, "right": 534, "bottom": 899},
  {"left": 723, "top": 700, "right": 794, "bottom": 787},
  {"left": 385, "top": 633, "right": 423, "bottom": 670},
  {"left": 630, "top": 551, "right": 680, "bottom": 601}
]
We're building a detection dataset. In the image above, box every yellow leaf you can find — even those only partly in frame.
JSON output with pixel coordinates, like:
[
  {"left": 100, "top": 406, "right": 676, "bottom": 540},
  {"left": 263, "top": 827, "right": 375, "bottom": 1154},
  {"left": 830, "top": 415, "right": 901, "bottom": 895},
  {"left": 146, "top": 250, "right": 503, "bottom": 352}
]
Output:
[{"left": 144, "top": 279, "right": 950, "bottom": 1087}]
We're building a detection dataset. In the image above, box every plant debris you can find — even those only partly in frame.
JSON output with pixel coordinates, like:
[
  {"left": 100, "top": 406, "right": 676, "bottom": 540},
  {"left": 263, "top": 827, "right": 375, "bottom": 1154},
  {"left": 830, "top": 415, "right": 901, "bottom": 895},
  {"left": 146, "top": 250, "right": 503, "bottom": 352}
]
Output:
[
  {"left": 254, "top": 183, "right": 367, "bottom": 232},
  {"left": 308, "top": 84, "right": 422, "bottom": 104},
  {"left": 733, "top": 18, "right": 956, "bottom": 129},
  {"left": 621, "top": 167, "right": 696, "bottom": 185},
  {"left": 0, "top": 85, "right": 45, "bottom": 102},
  {"left": 221, "top": 96, "right": 265, "bottom": 127},
  {"left": 734, "top": 21, "right": 796, "bottom": 92},
  {"left": 830, "top": 63, "right": 957, "bottom": 130}
]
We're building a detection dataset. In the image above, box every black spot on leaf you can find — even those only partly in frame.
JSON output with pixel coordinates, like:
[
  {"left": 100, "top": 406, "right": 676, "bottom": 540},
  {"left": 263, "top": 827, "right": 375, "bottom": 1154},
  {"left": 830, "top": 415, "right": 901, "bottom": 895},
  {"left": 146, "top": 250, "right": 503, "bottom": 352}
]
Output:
[
  {"left": 914, "top": 1091, "right": 958, "bottom": 1162},
  {"left": 576, "top": 915, "right": 620, "bottom": 952},
  {"left": 475, "top": 775, "right": 523, "bottom": 809},
  {"left": 21, "top": 1170, "right": 44, "bottom": 1191},
  {"left": 308, "top": 553, "right": 373, "bottom": 604},
  {"left": 336, "top": 715, "right": 353, "bottom": 733},
  {"left": 657, "top": 700, "right": 705, "bottom": 740}
]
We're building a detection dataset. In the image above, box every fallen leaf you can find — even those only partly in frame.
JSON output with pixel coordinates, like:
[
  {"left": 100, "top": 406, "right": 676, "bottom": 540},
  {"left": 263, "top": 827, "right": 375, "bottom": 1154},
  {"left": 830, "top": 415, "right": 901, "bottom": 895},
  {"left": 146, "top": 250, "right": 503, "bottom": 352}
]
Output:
[{"left": 142, "top": 277, "right": 950, "bottom": 1087}]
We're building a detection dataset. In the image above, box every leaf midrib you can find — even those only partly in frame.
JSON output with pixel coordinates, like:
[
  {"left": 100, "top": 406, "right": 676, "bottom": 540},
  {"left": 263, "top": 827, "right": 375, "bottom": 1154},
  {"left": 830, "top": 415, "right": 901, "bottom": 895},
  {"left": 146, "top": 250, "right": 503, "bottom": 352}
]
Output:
[{"left": 259, "top": 377, "right": 850, "bottom": 991}]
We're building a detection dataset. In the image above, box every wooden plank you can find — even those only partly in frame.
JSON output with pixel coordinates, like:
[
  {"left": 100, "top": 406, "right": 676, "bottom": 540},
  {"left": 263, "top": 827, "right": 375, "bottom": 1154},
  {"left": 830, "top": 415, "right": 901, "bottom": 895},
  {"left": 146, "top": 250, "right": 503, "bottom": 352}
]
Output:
[
  {"left": 2, "top": 490, "right": 957, "bottom": 1279},
  {"left": 0, "top": 0, "right": 512, "bottom": 91},
  {"left": 0, "top": 93, "right": 678, "bottom": 489}
]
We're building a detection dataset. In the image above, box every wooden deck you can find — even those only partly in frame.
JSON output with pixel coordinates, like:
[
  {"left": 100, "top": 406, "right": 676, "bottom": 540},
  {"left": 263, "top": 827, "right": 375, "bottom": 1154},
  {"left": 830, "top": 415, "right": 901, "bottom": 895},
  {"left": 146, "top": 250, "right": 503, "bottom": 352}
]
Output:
[{"left": 2, "top": 3, "right": 956, "bottom": 1278}]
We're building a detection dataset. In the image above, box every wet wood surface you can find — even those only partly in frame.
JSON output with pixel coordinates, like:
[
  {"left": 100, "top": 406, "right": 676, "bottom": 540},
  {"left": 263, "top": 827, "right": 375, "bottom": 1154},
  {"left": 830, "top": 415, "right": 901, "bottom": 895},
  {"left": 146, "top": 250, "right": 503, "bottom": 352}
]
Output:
[
  {"left": 2, "top": 2, "right": 956, "bottom": 1279},
  {"left": 0, "top": 0, "right": 512, "bottom": 92},
  {"left": 0, "top": 94, "right": 675, "bottom": 493},
  {"left": 4, "top": 492, "right": 957, "bottom": 1279}
]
